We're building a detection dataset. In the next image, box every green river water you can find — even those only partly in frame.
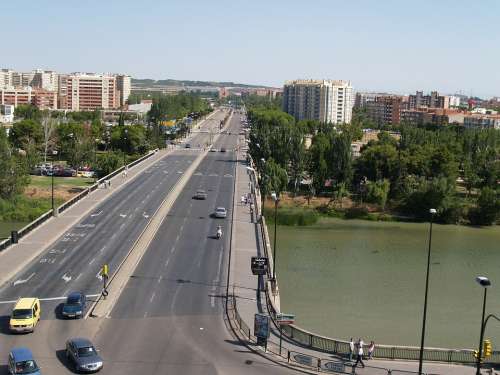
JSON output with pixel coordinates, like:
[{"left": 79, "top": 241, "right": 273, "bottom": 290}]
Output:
[{"left": 272, "top": 218, "right": 500, "bottom": 349}]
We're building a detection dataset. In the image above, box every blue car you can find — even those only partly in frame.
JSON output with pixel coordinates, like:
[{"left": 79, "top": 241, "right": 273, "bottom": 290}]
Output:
[
  {"left": 8, "top": 347, "right": 41, "bottom": 375},
  {"left": 62, "top": 292, "right": 86, "bottom": 319}
]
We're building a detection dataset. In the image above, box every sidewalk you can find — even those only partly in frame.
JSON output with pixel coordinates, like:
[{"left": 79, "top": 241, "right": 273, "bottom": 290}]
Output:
[{"left": 229, "top": 134, "right": 483, "bottom": 375}]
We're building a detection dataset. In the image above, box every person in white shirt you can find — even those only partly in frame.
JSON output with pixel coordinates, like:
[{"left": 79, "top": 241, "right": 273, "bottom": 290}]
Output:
[
  {"left": 349, "top": 338, "right": 354, "bottom": 362},
  {"left": 354, "top": 338, "right": 365, "bottom": 368}
]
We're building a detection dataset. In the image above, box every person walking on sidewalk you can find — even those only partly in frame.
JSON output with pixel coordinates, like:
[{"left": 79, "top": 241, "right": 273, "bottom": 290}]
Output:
[
  {"left": 368, "top": 341, "right": 375, "bottom": 359},
  {"left": 353, "top": 338, "right": 365, "bottom": 368},
  {"left": 348, "top": 338, "right": 354, "bottom": 362}
]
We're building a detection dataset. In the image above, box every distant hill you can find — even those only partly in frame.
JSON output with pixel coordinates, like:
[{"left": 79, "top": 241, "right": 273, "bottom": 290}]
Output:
[{"left": 132, "top": 78, "right": 271, "bottom": 89}]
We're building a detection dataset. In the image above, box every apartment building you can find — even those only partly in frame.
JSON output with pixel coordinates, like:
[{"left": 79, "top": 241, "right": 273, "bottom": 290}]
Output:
[
  {"left": 464, "top": 114, "right": 500, "bottom": 129},
  {"left": 408, "top": 91, "right": 450, "bottom": 109},
  {"left": 400, "top": 108, "right": 464, "bottom": 126},
  {"left": 354, "top": 92, "right": 393, "bottom": 109},
  {"left": 116, "top": 74, "right": 131, "bottom": 107},
  {"left": 32, "top": 90, "right": 58, "bottom": 110},
  {"left": 365, "top": 96, "right": 404, "bottom": 126},
  {"left": 0, "top": 87, "right": 34, "bottom": 107},
  {"left": 283, "top": 79, "right": 354, "bottom": 124},
  {"left": 59, "top": 73, "right": 118, "bottom": 111}
]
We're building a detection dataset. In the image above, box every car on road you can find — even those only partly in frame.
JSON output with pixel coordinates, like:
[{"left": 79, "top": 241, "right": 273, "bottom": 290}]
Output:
[
  {"left": 220, "top": 147, "right": 227, "bottom": 153},
  {"left": 9, "top": 298, "right": 41, "bottom": 333},
  {"left": 214, "top": 207, "right": 227, "bottom": 218},
  {"left": 66, "top": 338, "right": 103, "bottom": 373},
  {"left": 185, "top": 143, "right": 191, "bottom": 148},
  {"left": 8, "top": 347, "right": 41, "bottom": 375},
  {"left": 62, "top": 292, "right": 87, "bottom": 319},
  {"left": 209, "top": 147, "right": 217, "bottom": 152},
  {"left": 193, "top": 189, "right": 208, "bottom": 200}
]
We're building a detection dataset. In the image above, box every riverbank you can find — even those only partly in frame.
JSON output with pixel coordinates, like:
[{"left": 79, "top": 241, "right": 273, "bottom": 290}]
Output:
[{"left": 269, "top": 216, "right": 500, "bottom": 348}]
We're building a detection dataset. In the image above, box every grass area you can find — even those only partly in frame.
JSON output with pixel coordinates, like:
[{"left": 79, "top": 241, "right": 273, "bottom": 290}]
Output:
[
  {"left": 0, "top": 196, "right": 65, "bottom": 222},
  {"left": 29, "top": 176, "right": 95, "bottom": 188},
  {"left": 0, "top": 221, "right": 29, "bottom": 239},
  {"left": 263, "top": 206, "right": 319, "bottom": 226}
]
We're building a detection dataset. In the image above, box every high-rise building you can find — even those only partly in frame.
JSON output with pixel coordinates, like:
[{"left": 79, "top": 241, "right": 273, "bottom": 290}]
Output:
[
  {"left": 365, "top": 96, "right": 404, "bottom": 126},
  {"left": 408, "top": 91, "right": 450, "bottom": 109},
  {"left": 58, "top": 73, "right": 118, "bottom": 111},
  {"left": 116, "top": 74, "right": 131, "bottom": 107},
  {"left": 282, "top": 79, "right": 354, "bottom": 124}
]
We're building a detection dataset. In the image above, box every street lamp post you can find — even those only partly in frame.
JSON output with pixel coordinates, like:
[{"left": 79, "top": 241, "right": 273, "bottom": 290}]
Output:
[
  {"left": 476, "top": 276, "right": 491, "bottom": 375},
  {"left": 271, "top": 192, "right": 279, "bottom": 282},
  {"left": 123, "top": 129, "right": 128, "bottom": 166},
  {"left": 51, "top": 164, "right": 55, "bottom": 215},
  {"left": 418, "top": 208, "right": 437, "bottom": 375}
]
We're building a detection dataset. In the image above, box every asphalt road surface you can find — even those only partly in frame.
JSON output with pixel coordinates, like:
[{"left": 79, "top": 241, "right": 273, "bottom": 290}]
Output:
[{"left": 0, "top": 111, "right": 294, "bottom": 374}]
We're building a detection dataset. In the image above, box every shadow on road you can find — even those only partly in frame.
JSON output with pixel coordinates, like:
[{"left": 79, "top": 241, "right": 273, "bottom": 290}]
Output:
[
  {"left": 54, "top": 303, "right": 65, "bottom": 320},
  {"left": 56, "top": 349, "right": 76, "bottom": 373},
  {"left": 0, "top": 315, "right": 11, "bottom": 335},
  {"left": 224, "top": 338, "right": 246, "bottom": 347},
  {"left": 0, "top": 364, "right": 9, "bottom": 374}
]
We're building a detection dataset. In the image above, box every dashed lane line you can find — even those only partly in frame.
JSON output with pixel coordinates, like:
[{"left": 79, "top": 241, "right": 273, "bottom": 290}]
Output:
[{"left": 0, "top": 294, "right": 101, "bottom": 304}]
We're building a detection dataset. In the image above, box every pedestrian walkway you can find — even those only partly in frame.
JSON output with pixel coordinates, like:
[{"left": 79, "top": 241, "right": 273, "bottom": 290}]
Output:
[{"left": 229, "top": 133, "right": 484, "bottom": 375}]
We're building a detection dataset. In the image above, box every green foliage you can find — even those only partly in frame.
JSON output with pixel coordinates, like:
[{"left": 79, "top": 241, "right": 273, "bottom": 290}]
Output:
[
  {"left": 10, "top": 119, "right": 44, "bottom": 151},
  {"left": 148, "top": 92, "right": 210, "bottom": 123},
  {"left": 365, "top": 179, "right": 390, "bottom": 209},
  {"left": 110, "top": 125, "right": 149, "bottom": 154},
  {"left": 264, "top": 206, "right": 318, "bottom": 226},
  {"left": 95, "top": 151, "right": 123, "bottom": 177},
  {"left": 14, "top": 104, "right": 41, "bottom": 121},
  {"left": 468, "top": 187, "right": 500, "bottom": 226},
  {"left": 260, "top": 158, "right": 288, "bottom": 198},
  {"left": 0, "top": 196, "right": 63, "bottom": 222},
  {"left": 0, "top": 128, "right": 29, "bottom": 199}
]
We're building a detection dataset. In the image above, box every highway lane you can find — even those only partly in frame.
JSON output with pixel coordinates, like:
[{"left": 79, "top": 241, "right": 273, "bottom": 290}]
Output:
[
  {"left": 0, "top": 111, "right": 229, "bottom": 370},
  {"left": 93, "top": 114, "right": 293, "bottom": 374}
]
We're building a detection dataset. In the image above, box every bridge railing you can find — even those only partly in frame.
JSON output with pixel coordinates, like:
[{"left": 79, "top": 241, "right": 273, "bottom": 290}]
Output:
[{"left": 244, "top": 153, "right": 500, "bottom": 366}]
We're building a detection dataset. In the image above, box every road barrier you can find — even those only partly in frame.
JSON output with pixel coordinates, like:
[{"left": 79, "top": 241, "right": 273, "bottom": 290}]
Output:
[
  {"left": 243, "top": 153, "right": 500, "bottom": 367},
  {"left": 0, "top": 149, "right": 158, "bottom": 253}
]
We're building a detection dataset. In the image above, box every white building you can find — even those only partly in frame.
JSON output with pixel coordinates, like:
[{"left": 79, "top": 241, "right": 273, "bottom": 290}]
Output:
[
  {"left": 283, "top": 79, "right": 354, "bottom": 124},
  {"left": 448, "top": 95, "right": 461, "bottom": 107},
  {"left": 116, "top": 74, "right": 131, "bottom": 107},
  {"left": 0, "top": 104, "right": 14, "bottom": 123},
  {"left": 464, "top": 114, "right": 500, "bottom": 129}
]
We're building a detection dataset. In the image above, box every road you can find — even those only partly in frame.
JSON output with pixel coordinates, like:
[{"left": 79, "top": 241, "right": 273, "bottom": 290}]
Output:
[{"left": 0, "top": 111, "right": 294, "bottom": 374}]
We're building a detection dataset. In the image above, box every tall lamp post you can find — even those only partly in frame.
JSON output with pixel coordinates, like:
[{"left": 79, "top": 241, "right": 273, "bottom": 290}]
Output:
[
  {"left": 51, "top": 163, "right": 55, "bottom": 215},
  {"left": 418, "top": 208, "right": 437, "bottom": 375},
  {"left": 475, "top": 276, "right": 491, "bottom": 375},
  {"left": 123, "top": 128, "right": 128, "bottom": 166},
  {"left": 271, "top": 192, "right": 279, "bottom": 282}
]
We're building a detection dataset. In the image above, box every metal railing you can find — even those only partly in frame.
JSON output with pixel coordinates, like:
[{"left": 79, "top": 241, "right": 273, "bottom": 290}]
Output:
[
  {"left": 0, "top": 149, "right": 158, "bottom": 253},
  {"left": 244, "top": 153, "right": 500, "bottom": 366}
]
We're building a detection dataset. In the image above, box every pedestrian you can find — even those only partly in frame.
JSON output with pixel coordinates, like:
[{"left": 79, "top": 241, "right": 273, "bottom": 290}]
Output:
[
  {"left": 348, "top": 338, "right": 354, "bottom": 362},
  {"left": 108, "top": 179, "right": 111, "bottom": 188},
  {"left": 353, "top": 338, "right": 365, "bottom": 368},
  {"left": 368, "top": 341, "right": 375, "bottom": 359},
  {"left": 244, "top": 196, "right": 248, "bottom": 205},
  {"left": 241, "top": 195, "right": 246, "bottom": 205}
]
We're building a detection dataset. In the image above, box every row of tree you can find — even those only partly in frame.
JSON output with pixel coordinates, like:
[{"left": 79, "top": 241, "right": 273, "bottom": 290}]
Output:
[{"left": 248, "top": 107, "right": 500, "bottom": 225}]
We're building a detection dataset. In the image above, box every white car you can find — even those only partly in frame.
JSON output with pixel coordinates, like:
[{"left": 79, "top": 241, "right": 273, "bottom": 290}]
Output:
[{"left": 214, "top": 207, "right": 227, "bottom": 218}]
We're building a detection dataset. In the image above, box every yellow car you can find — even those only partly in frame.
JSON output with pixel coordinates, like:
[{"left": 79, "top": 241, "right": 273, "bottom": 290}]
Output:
[{"left": 9, "top": 298, "right": 41, "bottom": 333}]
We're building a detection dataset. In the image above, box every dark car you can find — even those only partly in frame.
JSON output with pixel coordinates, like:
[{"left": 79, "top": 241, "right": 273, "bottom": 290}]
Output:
[
  {"left": 66, "top": 338, "right": 103, "bottom": 373},
  {"left": 193, "top": 189, "right": 208, "bottom": 200},
  {"left": 62, "top": 292, "right": 86, "bottom": 319},
  {"left": 220, "top": 147, "right": 227, "bottom": 153},
  {"left": 8, "top": 347, "right": 41, "bottom": 375},
  {"left": 185, "top": 143, "right": 191, "bottom": 148}
]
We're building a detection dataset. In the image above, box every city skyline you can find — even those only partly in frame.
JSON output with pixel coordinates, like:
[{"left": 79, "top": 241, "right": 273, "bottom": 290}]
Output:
[{"left": 3, "top": 0, "right": 500, "bottom": 98}]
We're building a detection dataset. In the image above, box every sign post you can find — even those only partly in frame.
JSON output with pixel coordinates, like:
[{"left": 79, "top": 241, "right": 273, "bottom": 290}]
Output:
[
  {"left": 254, "top": 314, "right": 270, "bottom": 350},
  {"left": 276, "top": 313, "right": 295, "bottom": 356}
]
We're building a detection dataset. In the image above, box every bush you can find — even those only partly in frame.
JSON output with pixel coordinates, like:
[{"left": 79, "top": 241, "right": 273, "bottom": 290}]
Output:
[
  {"left": 0, "top": 195, "right": 63, "bottom": 222},
  {"left": 345, "top": 206, "right": 369, "bottom": 219},
  {"left": 264, "top": 207, "right": 318, "bottom": 226}
]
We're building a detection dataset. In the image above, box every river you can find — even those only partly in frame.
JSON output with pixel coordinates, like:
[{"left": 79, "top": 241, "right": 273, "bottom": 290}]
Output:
[{"left": 271, "top": 218, "right": 500, "bottom": 348}]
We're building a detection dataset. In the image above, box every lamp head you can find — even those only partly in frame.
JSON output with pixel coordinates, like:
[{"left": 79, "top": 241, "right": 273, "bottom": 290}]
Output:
[
  {"left": 271, "top": 192, "right": 277, "bottom": 201},
  {"left": 476, "top": 276, "right": 491, "bottom": 287},
  {"left": 429, "top": 208, "right": 437, "bottom": 214}
]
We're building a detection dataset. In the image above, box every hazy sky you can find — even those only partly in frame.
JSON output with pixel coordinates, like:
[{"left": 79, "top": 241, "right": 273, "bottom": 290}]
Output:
[{"left": 3, "top": 0, "right": 499, "bottom": 97}]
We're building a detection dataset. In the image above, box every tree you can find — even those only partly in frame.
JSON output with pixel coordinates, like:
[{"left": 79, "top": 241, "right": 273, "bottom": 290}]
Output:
[
  {"left": 14, "top": 104, "right": 40, "bottom": 121},
  {"left": 365, "top": 179, "right": 390, "bottom": 210},
  {"left": 41, "top": 115, "right": 57, "bottom": 163},
  {"left": 95, "top": 151, "right": 122, "bottom": 177},
  {"left": 0, "top": 128, "right": 29, "bottom": 199},
  {"left": 468, "top": 187, "right": 500, "bottom": 226},
  {"left": 10, "top": 120, "right": 44, "bottom": 152},
  {"left": 260, "top": 158, "right": 288, "bottom": 199}
]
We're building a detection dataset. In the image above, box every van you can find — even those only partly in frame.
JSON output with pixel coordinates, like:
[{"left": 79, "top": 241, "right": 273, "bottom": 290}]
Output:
[
  {"left": 9, "top": 298, "right": 41, "bottom": 333},
  {"left": 8, "top": 347, "right": 41, "bottom": 374}
]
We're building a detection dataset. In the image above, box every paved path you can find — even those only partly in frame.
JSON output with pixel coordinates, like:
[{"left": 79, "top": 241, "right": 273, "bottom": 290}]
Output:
[{"left": 229, "top": 118, "right": 485, "bottom": 375}]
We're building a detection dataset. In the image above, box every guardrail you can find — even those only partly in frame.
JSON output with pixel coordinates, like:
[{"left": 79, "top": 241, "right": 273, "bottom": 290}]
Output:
[
  {"left": 244, "top": 153, "right": 500, "bottom": 367},
  {"left": 0, "top": 149, "right": 158, "bottom": 253}
]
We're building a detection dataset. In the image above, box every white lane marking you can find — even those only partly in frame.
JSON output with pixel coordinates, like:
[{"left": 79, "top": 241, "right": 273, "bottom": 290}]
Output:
[
  {"left": 143, "top": 312, "right": 148, "bottom": 318},
  {"left": 164, "top": 259, "right": 170, "bottom": 267},
  {"left": 62, "top": 273, "right": 72, "bottom": 283},
  {"left": 211, "top": 250, "right": 224, "bottom": 308},
  {"left": 134, "top": 207, "right": 139, "bottom": 212},
  {"left": 13, "top": 273, "right": 36, "bottom": 286},
  {"left": 180, "top": 224, "right": 184, "bottom": 233},
  {"left": 100, "top": 246, "right": 107, "bottom": 253},
  {"left": 0, "top": 294, "right": 101, "bottom": 305},
  {"left": 170, "top": 247, "right": 175, "bottom": 254},
  {"left": 90, "top": 210, "right": 102, "bottom": 217},
  {"left": 150, "top": 292, "right": 156, "bottom": 303},
  {"left": 119, "top": 214, "right": 127, "bottom": 218},
  {"left": 158, "top": 275, "right": 162, "bottom": 284},
  {"left": 177, "top": 170, "right": 183, "bottom": 174},
  {"left": 142, "top": 199, "right": 146, "bottom": 204},
  {"left": 224, "top": 174, "right": 233, "bottom": 178},
  {"left": 209, "top": 173, "right": 218, "bottom": 177},
  {"left": 163, "top": 170, "right": 168, "bottom": 174},
  {"left": 120, "top": 222, "right": 126, "bottom": 230},
  {"left": 89, "top": 257, "right": 96, "bottom": 265},
  {"left": 143, "top": 212, "right": 150, "bottom": 218},
  {"left": 194, "top": 172, "right": 203, "bottom": 176},
  {"left": 76, "top": 273, "right": 82, "bottom": 281},
  {"left": 111, "top": 233, "right": 117, "bottom": 239}
]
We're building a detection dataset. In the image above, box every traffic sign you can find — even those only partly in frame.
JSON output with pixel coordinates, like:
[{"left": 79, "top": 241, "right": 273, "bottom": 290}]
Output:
[
  {"left": 251, "top": 256, "right": 268, "bottom": 275},
  {"left": 254, "top": 313, "right": 270, "bottom": 339},
  {"left": 276, "top": 313, "right": 295, "bottom": 325}
]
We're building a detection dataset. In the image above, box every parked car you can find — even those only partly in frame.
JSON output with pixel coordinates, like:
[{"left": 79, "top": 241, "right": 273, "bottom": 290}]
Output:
[
  {"left": 209, "top": 147, "right": 217, "bottom": 152},
  {"left": 185, "top": 143, "right": 191, "bottom": 148},
  {"left": 8, "top": 347, "right": 41, "bottom": 375},
  {"left": 220, "top": 147, "right": 227, "bottom": 153},
  {"left": 193, "top": 190, "right": 208, "bottom": 200},
  {"left": 214, "top": 207, "right": 227, "bottom": 218},
  {"left": 66, "top": 338, "right": 103, "bottom": 373},
  {"left": 62, "top": 292, "right": 86, "bottom": 319}
]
